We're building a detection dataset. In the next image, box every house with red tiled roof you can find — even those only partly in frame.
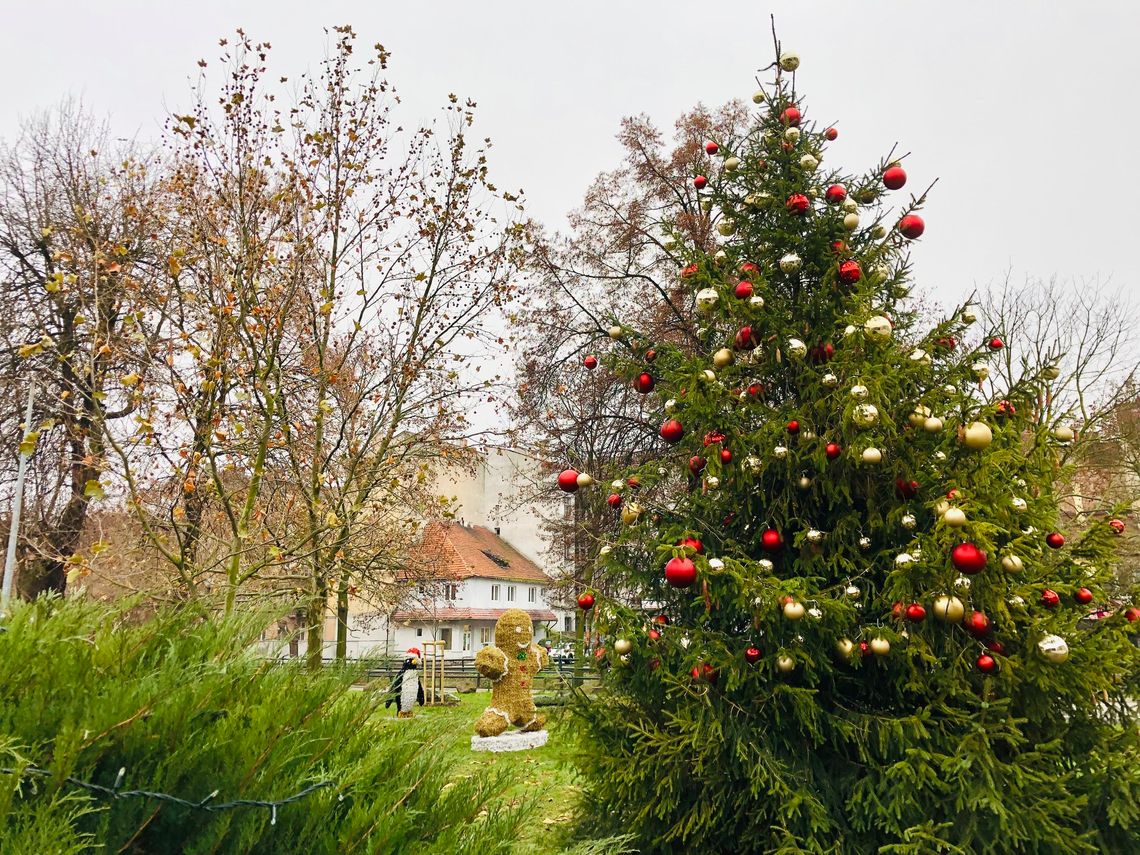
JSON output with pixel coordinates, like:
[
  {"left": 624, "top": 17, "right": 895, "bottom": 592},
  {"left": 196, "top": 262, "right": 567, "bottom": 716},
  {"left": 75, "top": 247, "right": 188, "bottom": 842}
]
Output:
[{"left": 339, "top": 521, "right": 557, "bottom": 660}]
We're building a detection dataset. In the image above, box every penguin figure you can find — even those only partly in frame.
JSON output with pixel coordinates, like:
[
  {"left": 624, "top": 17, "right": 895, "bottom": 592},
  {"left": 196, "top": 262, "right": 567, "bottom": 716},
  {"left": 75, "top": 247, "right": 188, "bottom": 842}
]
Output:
[{"left": 385, "top": 648, "right": 425, "bottom": 718}]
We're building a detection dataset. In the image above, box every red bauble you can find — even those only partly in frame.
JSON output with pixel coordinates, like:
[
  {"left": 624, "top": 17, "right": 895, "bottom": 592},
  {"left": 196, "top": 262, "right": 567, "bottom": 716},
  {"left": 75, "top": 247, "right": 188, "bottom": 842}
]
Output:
[
  {"left": 688, "top": 455, "right": 706, "bottom": 474},
  {"left": 895, "top": 478, "right": 920, "bottom": 500},
  {"left": 1109, "top": 518, "right": 1126, "bottom": 534},
  {"left": 1041, "top": 588, "right": 1061, "bottom": 608},
  {"left": 703, "top": 431, "right": 726, "bottom": 446},
  {"left": 760, "top": 528, "right": 784, "bottom": 552},
  {"left": 678, "top": 536, "right": 704, "bottom": 555},
  {"left": 653, "top": 614, "right": 669, "bottom": 625},
  {"left": 976, "top": 654, "right": 998, "bottom": 674},
  {"left": 831, "top": 240, "right": 847, "bottom": 254},
  {"left": 825, "top": 442, "right": 841, "bottom": 460},
  {"left": 905, "top": 603, "right": 927, "bottom": 622},
  {"left": 702, "top": 663, "right": 718, "bottom": 684},
  {"left": 583, "top": 355, "right": 598, "bottom": 370},
  {"left": 988, "top": 337, "right": 1004, "bottom": 350},
  {"left": 965, "top": 610, "right": 992, "bottom": 637},
  {"left": 891, "top": 601, "right": 905, "bottom": 620},
  {"left": 740, "top": 261, "right": 760, "bottom": 277},
  {"left": 734, "top": 281, "right": 754, "bottom": 299},
  {"left": 747, "top": 382, "right": 764, "bottom": 398},
  {"left": 996, "top": 399, "right": 1015, "bottom": 417},
  {"left": 1046, "top": 532, "right": 1066, "bottom": 549},
  {"left": 665, "top": 556, "right": 697, "bottom": 588},
  {"left": 704, "top": 141, "right": 719, "bottom": 155},
  {"left": 936, "top": 336, "right": 957, "bottom": 350},
  {"left": 882, "top": 165, "right": 907, "bottom": 190},
  {"left": 825, "top": 184, "right": 847, "bottom": 204},
  {"left": 577, "top": 592, "right": 595, "bottom": 610},
  {"left": 734, "top": 326, "right": 758, "bottom": 350},
  {"left": 786, "top": 420, "right": 800, "bottom": 434},
  {"left": 1075, "top": 587, "right": 1094, "bottom": 605},
  {"left": 786, "top": 193, "right": 810, "bottom": 215},
  {"left": 825, "top": 127, "right": 838, "bottom": 140},
  {"left": 694, "top": 175, "right": 708, "bottom": 190},
  {"left": 557, "top": 469, "right": 580, "bottom": 492},
  {"left": 780, "top": 106, "right": 801, "bottom": 126},
  {"left": 645, "top": 348, "right": 657, "bottom": 362},
  {"left": 681, "top": 263, "right": 698, "bottom": 279},
  {"left": 660, "top": 419, "right": 684, "bottom": 444},
  {"left": 951, "top": 542, "right": 988, "bottom": 575},
  {"left": 627, "top": 476, "right": 640, "bottom": 489},
  {"left": 860, "top": 641, "right": 872, "bottom": 659},
  {"left": 634, "top": 372, "right": 655, "bottom": 394},
  {"left": 985, "top": 639, "right": 1006, "bottom": 656},
  {"left": 744, "top": 645, "right": 762, "bottom": 664},
  {"left": 899, "top": 214, "right": 925, "bottom": 239},
  {"left": 1125, "top": 608, "right": 1140, "bottom": 623},
  {"left": 810, "top": 342, "right": 835, "bottom": 363},
  {"left": 648, "top": 628, "right": 661, "bottom": 640},
  {"left": 607, "top": 493, "right": 622, "bottom": 508},
  {"left": 720, "top": 448, "right": 732, "bottom": 464},
  {"left": 838, "top": 259, "right": 862, "bottom": 284}
]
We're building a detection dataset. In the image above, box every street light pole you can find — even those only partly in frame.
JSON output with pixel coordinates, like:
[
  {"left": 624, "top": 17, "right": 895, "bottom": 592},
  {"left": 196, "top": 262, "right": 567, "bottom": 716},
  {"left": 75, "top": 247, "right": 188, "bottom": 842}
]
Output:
[{"left": 2, "top": 382, "right": 37, "bottom": 612}]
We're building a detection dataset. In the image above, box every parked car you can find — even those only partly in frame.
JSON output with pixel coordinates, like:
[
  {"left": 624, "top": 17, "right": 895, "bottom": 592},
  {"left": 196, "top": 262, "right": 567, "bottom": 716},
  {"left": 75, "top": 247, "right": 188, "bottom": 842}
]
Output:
[{"left": 550, "top": 644, "right": 575, "bottom": 663}]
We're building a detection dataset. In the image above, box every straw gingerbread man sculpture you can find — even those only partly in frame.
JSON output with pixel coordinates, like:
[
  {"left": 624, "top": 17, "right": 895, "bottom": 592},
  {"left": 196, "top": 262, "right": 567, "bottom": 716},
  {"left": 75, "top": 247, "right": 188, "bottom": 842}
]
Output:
[{"left": 473, "top": 609, "right": 549, "bottom": 737}]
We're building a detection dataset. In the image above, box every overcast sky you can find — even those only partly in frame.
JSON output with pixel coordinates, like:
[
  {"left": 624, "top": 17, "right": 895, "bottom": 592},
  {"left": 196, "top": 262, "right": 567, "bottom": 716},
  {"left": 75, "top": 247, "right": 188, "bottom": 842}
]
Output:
[{"left": 2, "top": 0, "right": 1136, "bottom": 310}]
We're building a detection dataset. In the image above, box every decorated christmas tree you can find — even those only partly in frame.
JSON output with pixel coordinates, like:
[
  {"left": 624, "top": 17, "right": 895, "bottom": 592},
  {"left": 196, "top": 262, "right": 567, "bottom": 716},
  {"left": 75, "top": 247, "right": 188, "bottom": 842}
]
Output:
[{"left": 562, "top": 46, "right": 1140, "bottom": 854}]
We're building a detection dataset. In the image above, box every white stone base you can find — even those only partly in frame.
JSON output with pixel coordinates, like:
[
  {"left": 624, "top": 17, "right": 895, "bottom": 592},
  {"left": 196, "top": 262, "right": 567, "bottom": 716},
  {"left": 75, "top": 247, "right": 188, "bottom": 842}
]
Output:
[{"left": 470, "top": 730, "right": 549, "bottom": 753}]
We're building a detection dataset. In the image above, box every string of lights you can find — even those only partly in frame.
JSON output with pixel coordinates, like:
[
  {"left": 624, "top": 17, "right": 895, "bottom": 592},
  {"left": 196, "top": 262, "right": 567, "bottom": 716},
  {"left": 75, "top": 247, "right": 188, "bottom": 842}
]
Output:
[{"left": 1, "top": 765, "right": 337, "bottom": 825}]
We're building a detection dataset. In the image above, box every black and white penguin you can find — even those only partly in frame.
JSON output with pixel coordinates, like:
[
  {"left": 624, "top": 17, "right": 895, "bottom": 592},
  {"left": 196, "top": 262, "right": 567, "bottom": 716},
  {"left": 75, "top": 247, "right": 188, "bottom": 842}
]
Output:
[{"left": 385, "top": 648, "right": 425, "bottom": 718}]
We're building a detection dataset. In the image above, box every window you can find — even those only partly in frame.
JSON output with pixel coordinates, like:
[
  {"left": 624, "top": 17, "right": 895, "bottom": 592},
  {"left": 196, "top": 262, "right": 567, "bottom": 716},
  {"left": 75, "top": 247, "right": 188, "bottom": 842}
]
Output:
[
  {"left": 480, "top": 626, "right": 491, "bottom": 645},
  {"left": 491, "top": 584, "right": 500, "bottom": 601},
  {"left": 445, "top": 584, "right": 459, "bottom": 601},
  {"left": 527, "top": 586, "right": 536, "bottom": 603},
  {"left": 507, "top": 585, "right": 516, "bottom": 602},
  {"left": 440, "top": 628, "right": 452, "bottom": 650},
  {"left": 462, "top": 628, "right": 472, "bottom": 651},
  {"left": 564, "top": 616, "right": 573, "bottom": 632},
  {"left": 416, "top": 627, "right": 423, "bottom": 638}
]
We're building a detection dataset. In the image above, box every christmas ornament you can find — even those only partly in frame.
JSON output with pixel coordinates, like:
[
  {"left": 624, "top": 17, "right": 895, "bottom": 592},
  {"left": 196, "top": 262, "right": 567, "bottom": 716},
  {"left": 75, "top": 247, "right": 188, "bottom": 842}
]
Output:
[
  {"left": 1011, "top": 497, "right": 1028, "bottom": 513},
  {"left": 773, "top": 445, "right": 789, "bottom": 459},
  {"left": 849, "top": 384, "right": 869, "bottom": 399},
  {"left": 863, "top": 315, "right": 892, "bottom": 341},
  {"left": 583, "top": 355, "right": 598, "bottom": 370},
  {"left": 905, "top": 603, "right": 927, "bottom": 622},
  {"left": 620, "top": 502, "right": 642, "bottom": 525},
  {"left": 1125, "top": 608, "right": 1140, "bottom": 622},
  {"left": 750, "top": 295, "right": 766, "bottom": 309},
  {"left": 761, "top": 528, "right": 784, "bottom": 552},
  {"left": 859, "top": 536, "right": 872, "bottom": 550},
  {"left": 776, "top": 654, "right": 796, "bottom": 673},
  {"left": 838, "top": 260, "right": 862, "bottom": 284},
  {"left": 895, "top": 552, "right": 916, "bottom": 568},
  {"left": 660, "top": 419, "right": 684, "bottom": 444},
  {"left": 988, "top": 336, "right": 1004, "bottom": 350},
  {"left": 557, "top": 469, "right": 580, "bottom": 492},
  {"left": 724, "top": 156, "right": 741, "bottom": 171},
  {"left": 779, "top": 51, "right": 801, "bottom": 71},
  {"left": 861, "top": 447, "right": 883, "bottom": 464},
  {"left": 842, "top": 197, "right": 858, "bottom": 213},
  {"left": 896, "top": 478, "right": 919, "bottom": 499},
  {"left": 1045, "top": 532, "right": 1066, "bottom": 549},
  {"left": 745, "top": 455, "right": 761, "bottom": 471},
  {"left": 576, "top": 473, "right": 594, "bottom": 488},
  {"left": 1110, "top": 519, "right": 1126, "bottom": 534},
  {"left": 961, "top": 421, "right": 993, "bottom": 450},
  {"left": 962, "top": 307, "right": 978, "bottom": 323},
  {"left": 806, "top": 528, "right": 825, "bottom": 543},
  {"left": 965, "top": 610, "right": 992, "bottom": 637},
  {"left": 882, "top": 165, "right": 907, "bottom": 189},
  {"left": 797, "top": 474, "right": 813, "bottom": 491},
  {"left": 940, "top": 507, "right": 966, "bottom": 529},
  {"left": 717, "top": 220, "right": 736, "bottom": 236},
  {"left": 744, "top": 645, "right": 762, "bottom": 664},
  {"left": 696, "top": 288, "right": 719, "bottom": 311},
  {"left": 577, "top": 592, "right": 595, "bottom": 610},
  {"left": 783, "top": 600, "right": 806, "bottom": 621},
  {"left": 908, "top": 405, "right": 932, "bottom": 427},
  {"left": 752, "top": 89, "right": 765, "bottom": 104},
  {"left": 634, "top": 373, "right": 655, "bottom": 394},
  {"left": 786, "top": 338, "right": 808, "bottom": 359},
  {"left": 693, "top": 175, "right": 708, "bottom": 190},
  {"left": 713, "top": 348, "right": 734, "bottom": 368},
  {"left": 1001, "top": 554, "right": 1024, "bottom": 573},
  {"left": 870, "top": 637, "right": 890, "bottom": 656},
  {"left": 825, "top": 126, "right": 838, "bottom": 140},
  {"left": 800, "top": 154, "right": 819, "bottom": 171},
  {"left": 933, "top": 595, "right": 966, "bottom": 623},
  {"left": 951, "top": 542, "right": 988, "bottom": 575},
  {"left": 786, "top": 194, "right": 810, "bottom": 215},
  {"left": 607, "top": 493, "right": 622, "bottom": 508},
  {"left": 901, "top": 513, "right": 917, "bottom": 530},
  {"left": 720, "top": 448, "right": 732, "bottom": 464},
  {"left": 779, "top": 253, "right": 802, "bottom": 273},
  {"left": 1037, "top": 634, "right": 1070, "bottom": 663},
  {"left": 923, "top": 416, "right": 944, "bottom": 433},
  {"left": 688, "top": 455, "right": 706, "bottom": 475},
  {"left": 781, "top": 106, "right": 802, "bottom": 125},
  {"left": 821, "top": 372, "right": 838, "bottom": 387},
  {"left": 843, "top": 212, "right": 860, "bottom": 231},
  {"left": 825, "top": 442, "right": 841, "bottom": 459},
  {"left": 835, "top": 638, "right": 856, "bottom": 659},
  {"left": 758, "top": 558, "right": 775, "bottom": 572},
  {"left": 852, "top": 404, "right": 880, "bottom": 428},
  {"left": 1075, "top": 587, "right": 1094, "bottom": 605},
  {"left": 608, "top": 325, "right": 624, "bottom": 339},
  {"left": 784, "top": 127, "right": 801, "bottom": 143},
  {"left": 898, "top": 214, "right": 925, "bottom": 239},
  {"left": 1053, "top": 425, "right": 1075, "bottom": 442},
  {"left": 734, "top": 281, "right": 753, "bottom": 299},
  {"left": 976, "top": 653, "right": 998, "bottom": 674},
  {"left": 1041, "top": 588, "right": 1061, "bottom": 608},
  {"left": 664, "top": 556, "right": 697, "bottom": 588},
  {"left": 786, "top": 419, "right": 801, "bottom": 434},
  {"left": 614, "top": 638, "right": 632, "bottom": 655},
  {"left": 825, "top": 184, "right": 847, "bottom": 204}
]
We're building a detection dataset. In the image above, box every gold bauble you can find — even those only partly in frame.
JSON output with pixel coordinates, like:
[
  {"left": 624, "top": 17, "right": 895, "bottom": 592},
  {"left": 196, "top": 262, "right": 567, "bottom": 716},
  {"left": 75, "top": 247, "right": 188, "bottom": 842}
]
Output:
[
  {"left": 713, "top": 348, "right": 734, "bottom": 368},
  {"left": 1001, "top": 554, "right": 1024, "bottom": 573},
  {"left": 932, "top": 595, "right": 965, "bottom": 623},
  {"left": 909, "top": 405, "right": 932, "bottom": 427},
  {"left": 861, "top": 446, "right": 883, "bottom": 464},
  {"left": 1038, "top": 634, "right": 1069, "bottom": 663},
  {"left": 783, "top": 601, "right": 806, "bottom": 621},
  {"left": 608, "top": 325, "right": 623, "bottom": 339},
  {"left": 923, "top": 416, "right": 944, "bottom": 433},
  {"left": 620, "top": 502, "right": 642, "bottom": 525},
  {"left": 835, "top": 638, "right": 856, "bottom": 659},
  {"left": 869, "top": 637, "right": 891, "bottom": 656},
  {"left": 776, "top": 654, "right": 796, "bottom": 673},
  {"left": 575, "top": 472, "right": 594, "bottom": 489},
  {"left": 614, "top": 638, "right": 632, "bottom": 655},
  {"left": 961, "top": 421, "right": 993, "bottom": 450},
  {"left": 942, "top": 507, "right": 967, "bottom": 528},
  {"left": 1053, "top": 425, "right": 1075, "bottom": 442}
]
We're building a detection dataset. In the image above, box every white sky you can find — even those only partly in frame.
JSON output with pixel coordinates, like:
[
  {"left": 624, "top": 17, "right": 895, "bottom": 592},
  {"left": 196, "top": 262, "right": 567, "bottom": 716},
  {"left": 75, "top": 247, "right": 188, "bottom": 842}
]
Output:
[{"left": 1, "top": 0, "right": 1137, "bottom": 310}]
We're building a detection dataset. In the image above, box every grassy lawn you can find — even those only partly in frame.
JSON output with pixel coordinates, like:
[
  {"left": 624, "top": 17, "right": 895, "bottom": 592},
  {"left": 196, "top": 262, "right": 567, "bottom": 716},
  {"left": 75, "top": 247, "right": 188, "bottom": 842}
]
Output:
[{"left": 372, "top": 690, "right": 589, "bottom": 853}]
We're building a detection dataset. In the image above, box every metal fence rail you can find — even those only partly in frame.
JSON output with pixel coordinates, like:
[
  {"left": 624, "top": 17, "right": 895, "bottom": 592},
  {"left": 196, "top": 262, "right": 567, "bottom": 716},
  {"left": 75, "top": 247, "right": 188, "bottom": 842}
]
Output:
[{"left": 362, "top": 657, "right": 599, "bottom": 691}]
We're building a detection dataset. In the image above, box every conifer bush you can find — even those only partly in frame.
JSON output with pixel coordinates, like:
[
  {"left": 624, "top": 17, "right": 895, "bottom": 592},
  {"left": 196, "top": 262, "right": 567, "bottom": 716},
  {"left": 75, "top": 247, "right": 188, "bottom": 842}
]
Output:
[
  {"left": 568, "top": 49, "right": 1140, "bottom": 854},
  {"left": 0, "top": 597, "right": 531, "bottom": 853}
]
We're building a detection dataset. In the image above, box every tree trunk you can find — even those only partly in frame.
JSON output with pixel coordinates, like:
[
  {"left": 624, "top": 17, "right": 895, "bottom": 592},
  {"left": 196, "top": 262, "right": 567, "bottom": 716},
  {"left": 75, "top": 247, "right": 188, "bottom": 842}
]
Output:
[
  {"left": 305, "top": 578, "right": 328, "bottom": 670},
  {"left": 335, "top": 574, "right": 349, "bottom": 661}
]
